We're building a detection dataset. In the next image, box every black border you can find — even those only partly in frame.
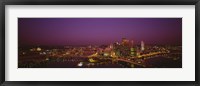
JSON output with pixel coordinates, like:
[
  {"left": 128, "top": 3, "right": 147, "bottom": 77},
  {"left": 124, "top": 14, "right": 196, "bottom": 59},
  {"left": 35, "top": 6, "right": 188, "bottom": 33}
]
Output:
[{"left": 0, "top": 0, "right": 199, "bottom": 86}]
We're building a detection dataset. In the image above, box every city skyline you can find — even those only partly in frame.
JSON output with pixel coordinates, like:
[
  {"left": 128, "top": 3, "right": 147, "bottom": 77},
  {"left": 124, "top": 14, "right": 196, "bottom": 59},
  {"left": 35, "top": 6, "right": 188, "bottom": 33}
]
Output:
[
  {"left": 18, "top": 18, "right": 182, "bottom": 46},
  {"left": 18, "top": 18, "right": 182, "bottom": 68}
]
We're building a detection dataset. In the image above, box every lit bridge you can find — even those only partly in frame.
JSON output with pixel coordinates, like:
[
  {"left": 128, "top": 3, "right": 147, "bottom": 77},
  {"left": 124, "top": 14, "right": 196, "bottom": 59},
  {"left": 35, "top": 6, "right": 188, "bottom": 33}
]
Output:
[{"left": 87, "top": 52, "right": 146, "bottom": 67}]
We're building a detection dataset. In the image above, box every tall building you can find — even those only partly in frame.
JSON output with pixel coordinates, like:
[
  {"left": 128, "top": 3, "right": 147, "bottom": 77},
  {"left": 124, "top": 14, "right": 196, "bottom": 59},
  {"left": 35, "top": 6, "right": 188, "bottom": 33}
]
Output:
[
  {"left": 113, "top": 42, "right": 121, "bottom": 57},
  {"left": 141, "top": 41, "right": 145, "bottom": 51},
  {"left": 130, "top": 47, "right": 136, "bottom": 57},
  {"left": 113, "top": 38, "right": 137, "bottom": 58},
  {"left": 130, "top": 40, "right": 136, "bottom": 57},
  {"left": 121, "top": 38, "right": 129, "bottom": 46}
]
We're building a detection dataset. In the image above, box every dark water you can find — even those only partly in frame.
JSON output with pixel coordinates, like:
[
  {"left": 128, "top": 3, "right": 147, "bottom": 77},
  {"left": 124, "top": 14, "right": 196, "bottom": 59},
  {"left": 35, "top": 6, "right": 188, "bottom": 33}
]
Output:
[{"left": 144, "top": 56, "right": 182, "bottom": 68}]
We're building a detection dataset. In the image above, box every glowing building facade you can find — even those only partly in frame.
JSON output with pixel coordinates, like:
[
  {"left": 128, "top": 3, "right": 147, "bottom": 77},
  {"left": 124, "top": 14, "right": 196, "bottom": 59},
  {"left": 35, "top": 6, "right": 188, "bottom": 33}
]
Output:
[{"left": 141, "top": 41, "right": 145, "bottom": 51}]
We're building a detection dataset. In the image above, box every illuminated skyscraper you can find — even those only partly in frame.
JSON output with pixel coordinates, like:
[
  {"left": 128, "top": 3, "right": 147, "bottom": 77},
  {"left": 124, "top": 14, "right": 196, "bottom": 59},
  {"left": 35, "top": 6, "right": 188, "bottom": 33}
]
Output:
[
  {"left": 121, "top": 38, "right": 129, "bottom": 46},
  {"left": 141, "top": 41, "right": 145, "bottom": 51},
  {"left": 130, "top": 47, "right": 136, "bottom": 57},
  {"left": 130, "top": 40, "right": 136, "bottom": 57}
]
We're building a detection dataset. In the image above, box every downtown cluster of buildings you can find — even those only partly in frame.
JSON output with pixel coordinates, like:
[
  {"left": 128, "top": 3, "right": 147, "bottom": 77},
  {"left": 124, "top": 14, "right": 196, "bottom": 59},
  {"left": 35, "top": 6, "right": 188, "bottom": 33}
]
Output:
[
  {"left": 87, "top": 38, "right": 171, "bottom": 59},
  {"left": 91, "top": 38, "right": 145, "bottom": 58},
  {"left": 18, "top": 38, "right": 182, "bottom": 68}
]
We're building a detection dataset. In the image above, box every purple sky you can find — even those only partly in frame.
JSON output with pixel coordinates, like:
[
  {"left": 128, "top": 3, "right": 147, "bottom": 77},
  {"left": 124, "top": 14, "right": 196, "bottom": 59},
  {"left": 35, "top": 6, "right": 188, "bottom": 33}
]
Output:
[{"left": 18, "top": 18, "right": 182, "bottom": 46}]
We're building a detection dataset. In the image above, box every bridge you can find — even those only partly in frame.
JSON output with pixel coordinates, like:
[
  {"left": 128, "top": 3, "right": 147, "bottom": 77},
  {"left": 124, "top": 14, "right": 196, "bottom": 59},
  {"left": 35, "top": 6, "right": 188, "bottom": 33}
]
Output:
[{"left": 87, "top": 52, "right": 146, "bottom": 67}]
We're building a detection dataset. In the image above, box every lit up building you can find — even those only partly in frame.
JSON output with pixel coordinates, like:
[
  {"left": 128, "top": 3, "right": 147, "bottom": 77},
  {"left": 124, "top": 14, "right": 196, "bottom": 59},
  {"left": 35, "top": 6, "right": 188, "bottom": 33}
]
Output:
[
  {"left": 104, "top": 47, "right": 112, "bottom": 57},
  {"left": 120, "top": 45, "right": 130, "bottom": 57},
  {"left": 130, "top": 47, "right": 136, "bottom": 57},
  {"left": 121, "top": 38, "right": 131, "bottom": 57},
  {"left": 121, "top": 38, "right": 130, "bottom": 46},
  {"left": 141, "top": 41, "right": 145, "bottom": 51},
  {"left": 113, "top": 42, "right": 121, "bottom": 57}
]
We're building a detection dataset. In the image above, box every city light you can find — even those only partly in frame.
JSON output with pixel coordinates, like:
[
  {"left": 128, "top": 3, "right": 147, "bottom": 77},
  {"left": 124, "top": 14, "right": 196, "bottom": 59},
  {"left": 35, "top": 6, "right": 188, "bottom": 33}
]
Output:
[{"left": 18, "top": 18, "right": 182, "bottom": 68}]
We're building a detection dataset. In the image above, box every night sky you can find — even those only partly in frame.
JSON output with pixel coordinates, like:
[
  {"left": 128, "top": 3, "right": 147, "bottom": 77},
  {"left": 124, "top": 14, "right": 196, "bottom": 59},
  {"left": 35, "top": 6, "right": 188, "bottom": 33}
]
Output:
[{"left": 18, "top": 18, "right": 182, "bottom": 46}]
